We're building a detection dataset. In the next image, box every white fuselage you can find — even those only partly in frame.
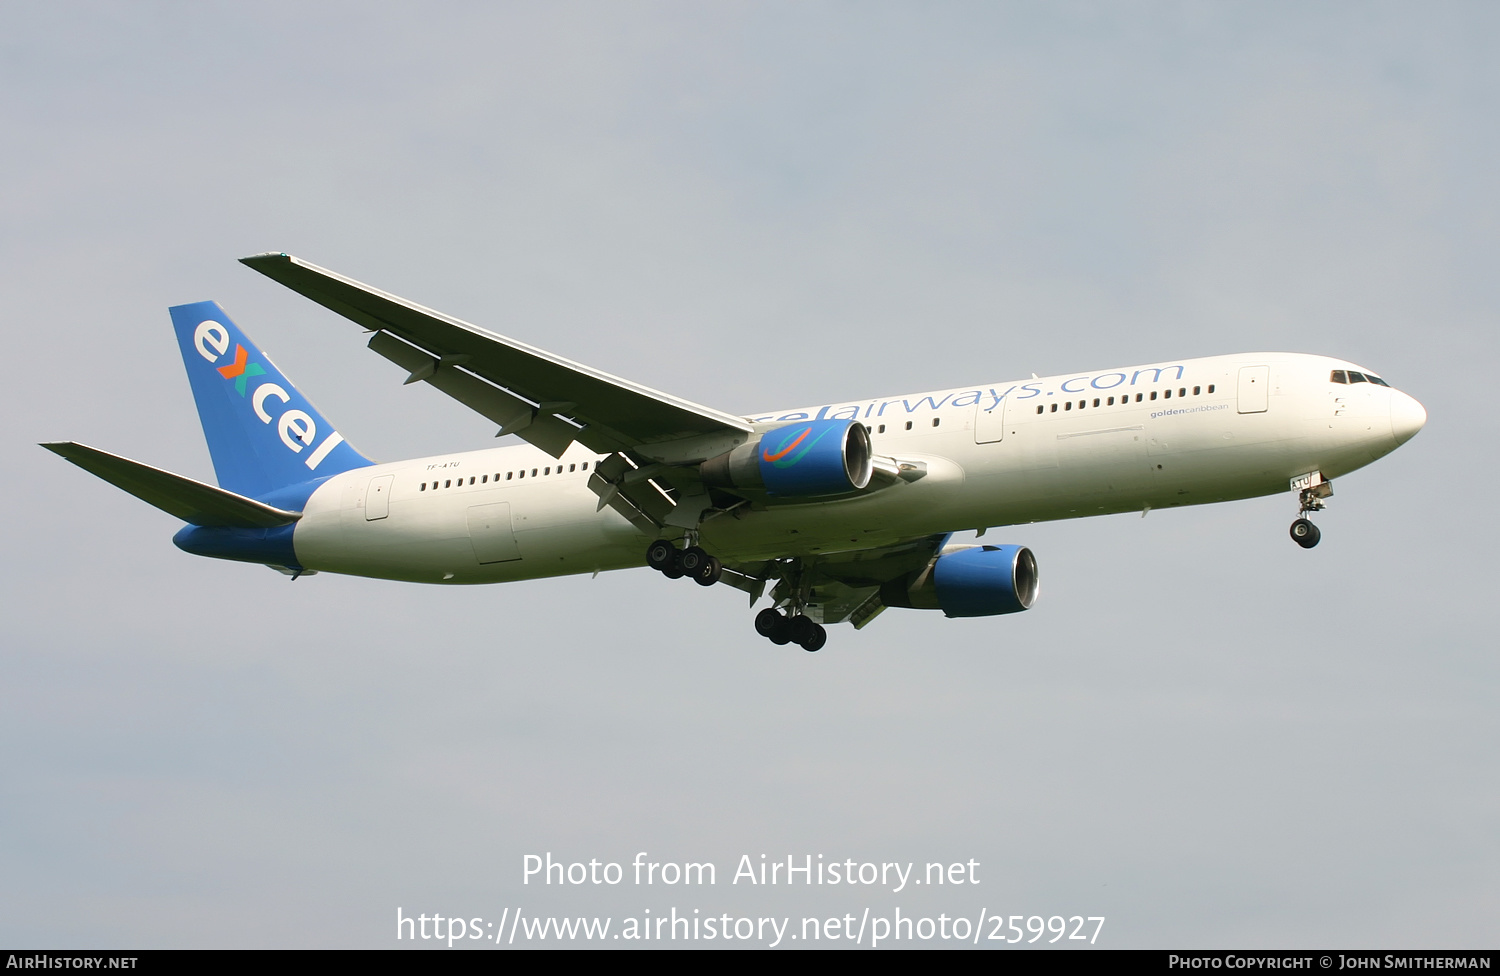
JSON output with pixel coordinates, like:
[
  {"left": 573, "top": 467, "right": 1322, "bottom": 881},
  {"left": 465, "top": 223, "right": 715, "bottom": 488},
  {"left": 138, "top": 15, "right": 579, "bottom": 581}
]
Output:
[{"left": 290, "top": 353, "right": 1424, "bottom": 584}]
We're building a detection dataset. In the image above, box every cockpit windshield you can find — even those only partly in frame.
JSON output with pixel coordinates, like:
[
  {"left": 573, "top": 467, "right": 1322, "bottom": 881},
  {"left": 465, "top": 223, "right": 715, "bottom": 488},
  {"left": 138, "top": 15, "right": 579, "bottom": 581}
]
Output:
[{"left": 1331, "top": 369, "right": 1390, "bottom": 387}]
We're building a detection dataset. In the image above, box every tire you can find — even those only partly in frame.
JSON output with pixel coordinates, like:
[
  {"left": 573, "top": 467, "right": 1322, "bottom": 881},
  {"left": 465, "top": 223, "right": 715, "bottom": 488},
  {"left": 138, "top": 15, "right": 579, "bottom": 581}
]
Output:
[
  {"left": 680, "top": 546, "right": 708, "bottom": 572},
  {"left": 661, "top": 549, "right": 686, "bottom": 578},
  {"left": 692, "top": 555, "right": 722, "bottom": 587},
  {"left": 788, "top": 614, "right": 816, "bottom": 646},
  {"left": 645, "top": 540, "right": 677, "bottom": 571},
  {"left": 1290, "top": 518, "right": 1321, "bottom": 549},
  {"left": 757, "top": 609, "right": 793, "bottom": 645},
  {"left": 800, "top": 623, "right": 827, "bottom": 653}
]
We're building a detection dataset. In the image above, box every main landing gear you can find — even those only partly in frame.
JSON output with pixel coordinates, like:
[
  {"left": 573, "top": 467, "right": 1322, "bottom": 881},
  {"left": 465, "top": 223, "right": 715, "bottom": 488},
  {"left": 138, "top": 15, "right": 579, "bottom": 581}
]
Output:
[
  {"left": 1289, "top": 477, "right": 1333, "bottom": 550},
  {"left": 755, "top": 607, "right": 827, "bottom": 653},
  {"left": 645, "top": 541, "right": 828, "bottom": 652},
  {"left": 645, "top": 539, "right": 722, "bottom": 586}
]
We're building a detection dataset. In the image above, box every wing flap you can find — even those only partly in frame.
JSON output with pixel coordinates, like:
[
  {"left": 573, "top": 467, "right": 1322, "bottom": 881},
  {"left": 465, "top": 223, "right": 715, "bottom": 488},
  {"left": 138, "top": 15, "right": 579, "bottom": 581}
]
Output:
[
  {"left": 240, "top": 253, "right": 753, "bottom": 456},
  {"left": 41, "top": 442, "right": 302, "bottom": 528},
  {"left": 365, "top": 330, "right": 615, "bottom": 458},
  {"left": 750, "top": 533, "right": 949, "bottom": 627}
]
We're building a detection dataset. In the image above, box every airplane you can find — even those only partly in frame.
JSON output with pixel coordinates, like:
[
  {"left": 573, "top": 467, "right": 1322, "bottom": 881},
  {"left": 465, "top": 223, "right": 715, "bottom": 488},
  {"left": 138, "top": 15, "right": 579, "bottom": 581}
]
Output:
[{"left": 43, "top": 253, "right": 1428, "bottom": 652}]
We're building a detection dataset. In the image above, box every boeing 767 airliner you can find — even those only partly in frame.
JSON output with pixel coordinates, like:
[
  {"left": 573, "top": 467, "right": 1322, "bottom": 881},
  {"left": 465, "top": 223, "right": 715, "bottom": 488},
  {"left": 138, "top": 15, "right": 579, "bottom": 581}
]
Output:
[{"left": 43, "top": 253, "right": 1427, "bottom": 651}]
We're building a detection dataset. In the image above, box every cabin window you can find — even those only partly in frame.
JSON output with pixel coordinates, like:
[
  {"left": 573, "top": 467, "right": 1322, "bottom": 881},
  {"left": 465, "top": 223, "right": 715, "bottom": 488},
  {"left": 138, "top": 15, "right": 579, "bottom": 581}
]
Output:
[
  {"left": 531, "top": 469, "right": 538, "bottom": 477},
  {"left": 932, "top": 418, "right": 940, "bottom": 427},
  {"left": 570, "top": 464, "right": 576, "bottom": 472},
  {"left": 1179, "top": 388, "right": 1186, "bottom": 397},
  {"left": 1092, "top": 398, "right": 1100, "bottom": 407},
  {"left": 544, "top": 467, "right": 551, "bottom": 476},
  {"left": 1036, "top": 405, "right": 1044, "bottom": 414},
  {"left": 904, "top": 421, "right": 913, "bottom": 430},
  {"left": 1050, "top": 403, "right": 1057, "bottom": 413},
  {"left": 1348, "top": 372, "right": 1368, "bottom": 384},
  {"left": 469, "top": 477, "right": 475, "bottom": 485},
  {"left": 1107, "top": 397, "right": 1115, "bottom": 405},
  {"left": 878, "top": 424, "right": 886, "bottom": 433},
  {"left": 420, "top": 482, "right": 426, "bottom": 491},
  {"left": 581, "top": 462, "right": 589, "bottom": 471},
  {"left": 1164, "top": 390, "right": 1172, "bottom": 399},
  {"left": 1207, "top": 385, "right": 1215, "bottom": 394},
  {"left": 1149, "top": 392, "right": 1157, "bottom": 401},
  {"left": 1331, "top": 370, "right": 1348, "bottom": 384},
  {"left": 1065, "top": 401, "right": 1072, "bottom": 411},
  {"left": 444, "top": 479, "right": 451, "bottom": 488},
  {"left": 1193, "top": 386, "right": 1201, "bottom": 395}
]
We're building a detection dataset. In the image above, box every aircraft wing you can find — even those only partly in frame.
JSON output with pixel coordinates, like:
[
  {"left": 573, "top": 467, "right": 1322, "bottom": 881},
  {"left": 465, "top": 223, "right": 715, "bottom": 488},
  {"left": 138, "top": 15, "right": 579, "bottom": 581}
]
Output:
[{"left": 239, "top": 253, "right": 754, "bottom": 463}]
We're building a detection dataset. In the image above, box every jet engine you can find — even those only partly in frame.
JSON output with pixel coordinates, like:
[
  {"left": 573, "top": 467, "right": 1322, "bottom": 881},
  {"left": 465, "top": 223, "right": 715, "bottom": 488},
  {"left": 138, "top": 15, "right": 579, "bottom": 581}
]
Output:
[
  {"left": 700, "top": 419, "right": 873, "bottom": 497},
  {"left": 881, "top": 544, "right": 1038, "bottom": 617}
]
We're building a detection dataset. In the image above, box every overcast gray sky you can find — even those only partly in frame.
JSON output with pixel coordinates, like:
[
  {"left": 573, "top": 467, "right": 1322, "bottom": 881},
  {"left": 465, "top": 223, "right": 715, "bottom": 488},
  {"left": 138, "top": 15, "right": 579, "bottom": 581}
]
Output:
[{"left": 2, "top": 1, "right": 1495, "bottom": 948}]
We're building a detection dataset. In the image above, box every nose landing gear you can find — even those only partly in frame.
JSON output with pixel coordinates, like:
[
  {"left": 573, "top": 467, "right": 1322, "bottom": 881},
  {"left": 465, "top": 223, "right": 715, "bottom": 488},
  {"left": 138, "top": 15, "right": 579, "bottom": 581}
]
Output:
[
  {"left": 1289, "top": 474, "right": 1333, "bottom": 549},
  {"left": 1290, "top": 518, "right": 1321, "bottom": 549}
]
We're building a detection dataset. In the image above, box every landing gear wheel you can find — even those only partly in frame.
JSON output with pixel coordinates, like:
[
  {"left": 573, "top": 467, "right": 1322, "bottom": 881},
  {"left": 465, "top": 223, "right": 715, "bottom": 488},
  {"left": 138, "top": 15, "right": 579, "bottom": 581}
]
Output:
[
  {"left": 1290, "top": 518, "right": 1321, "bottom": 549},
  {"left": 661, "top": 550, "right": 685, "bottom": 578},
  {"left": 645, "top": 540, "right": 677, "bottom": 572},
  {"left": 800, "top": 623, "right": 827, "bottom": 653},
  {"left": 690, "top": 554, "right": 722, "bottom": 587},
  {"left": 755, "top": 608, "right": 785, "bottom": 638},
  {"left": 679, "top": 546, "right": 708, "bottom": 572},
  {"left": 787, "top": 614, "right": 816, "bottom": 646},
  {"left": 755, "top": 608, "right": 793, "bottom": 645}
]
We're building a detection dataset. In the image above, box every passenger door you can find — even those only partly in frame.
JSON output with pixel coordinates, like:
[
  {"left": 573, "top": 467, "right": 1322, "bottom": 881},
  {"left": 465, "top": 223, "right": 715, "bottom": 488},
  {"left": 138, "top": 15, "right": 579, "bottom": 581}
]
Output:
[
  {"left": 364, "top": 474, "right": 394, "bottom": 520},
  {"left": 1237, "top": 366, "right": 1269, "bottom": 414},
  {"left": 974, "top": 397, "right": 1006, "bottom": 444}
]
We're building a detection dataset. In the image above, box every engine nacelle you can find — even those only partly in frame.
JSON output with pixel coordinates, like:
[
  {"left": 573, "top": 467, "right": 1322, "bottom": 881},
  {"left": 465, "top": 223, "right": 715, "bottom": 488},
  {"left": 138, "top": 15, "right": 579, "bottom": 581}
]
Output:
[
  {"left": 701, "top": 419, "right": 873, "bottom": 497},
  {"left": 881, "top": 544, "right": 1038, "bottom": 617}
]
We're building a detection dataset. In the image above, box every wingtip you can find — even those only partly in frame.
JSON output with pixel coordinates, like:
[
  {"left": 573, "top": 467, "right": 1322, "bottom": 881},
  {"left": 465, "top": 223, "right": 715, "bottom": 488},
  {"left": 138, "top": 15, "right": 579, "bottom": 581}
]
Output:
[{"left": 239, "top": 252, "right": 292, "bottom": 268}]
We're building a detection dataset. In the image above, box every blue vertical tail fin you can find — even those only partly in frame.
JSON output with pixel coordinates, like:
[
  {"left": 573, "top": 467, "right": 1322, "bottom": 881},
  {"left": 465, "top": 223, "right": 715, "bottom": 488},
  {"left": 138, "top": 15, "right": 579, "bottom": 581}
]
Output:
[{"left": 169, "top": 301, "right": 372, "bottom": 503}]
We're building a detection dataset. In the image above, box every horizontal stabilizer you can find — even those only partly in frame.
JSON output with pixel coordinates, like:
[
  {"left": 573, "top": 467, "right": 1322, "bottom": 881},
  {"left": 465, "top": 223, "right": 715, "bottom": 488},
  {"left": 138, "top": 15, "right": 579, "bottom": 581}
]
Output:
[{"left": 40, "top": 442, "right": 302, "bottom": 528}]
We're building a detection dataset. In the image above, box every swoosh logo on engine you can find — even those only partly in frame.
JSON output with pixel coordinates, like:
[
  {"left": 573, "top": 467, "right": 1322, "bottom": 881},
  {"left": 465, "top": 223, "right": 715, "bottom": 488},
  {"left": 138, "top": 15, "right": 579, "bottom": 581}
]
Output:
[{"left": 762, "top": 428, "right": 810, "bottom": 463}]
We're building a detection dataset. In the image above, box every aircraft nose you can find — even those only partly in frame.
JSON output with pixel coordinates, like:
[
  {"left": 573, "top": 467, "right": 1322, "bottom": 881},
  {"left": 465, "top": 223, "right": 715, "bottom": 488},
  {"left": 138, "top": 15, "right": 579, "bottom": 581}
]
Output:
[{"left": 1390, "top": 390, "right": 1427, "bottom": 446}]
